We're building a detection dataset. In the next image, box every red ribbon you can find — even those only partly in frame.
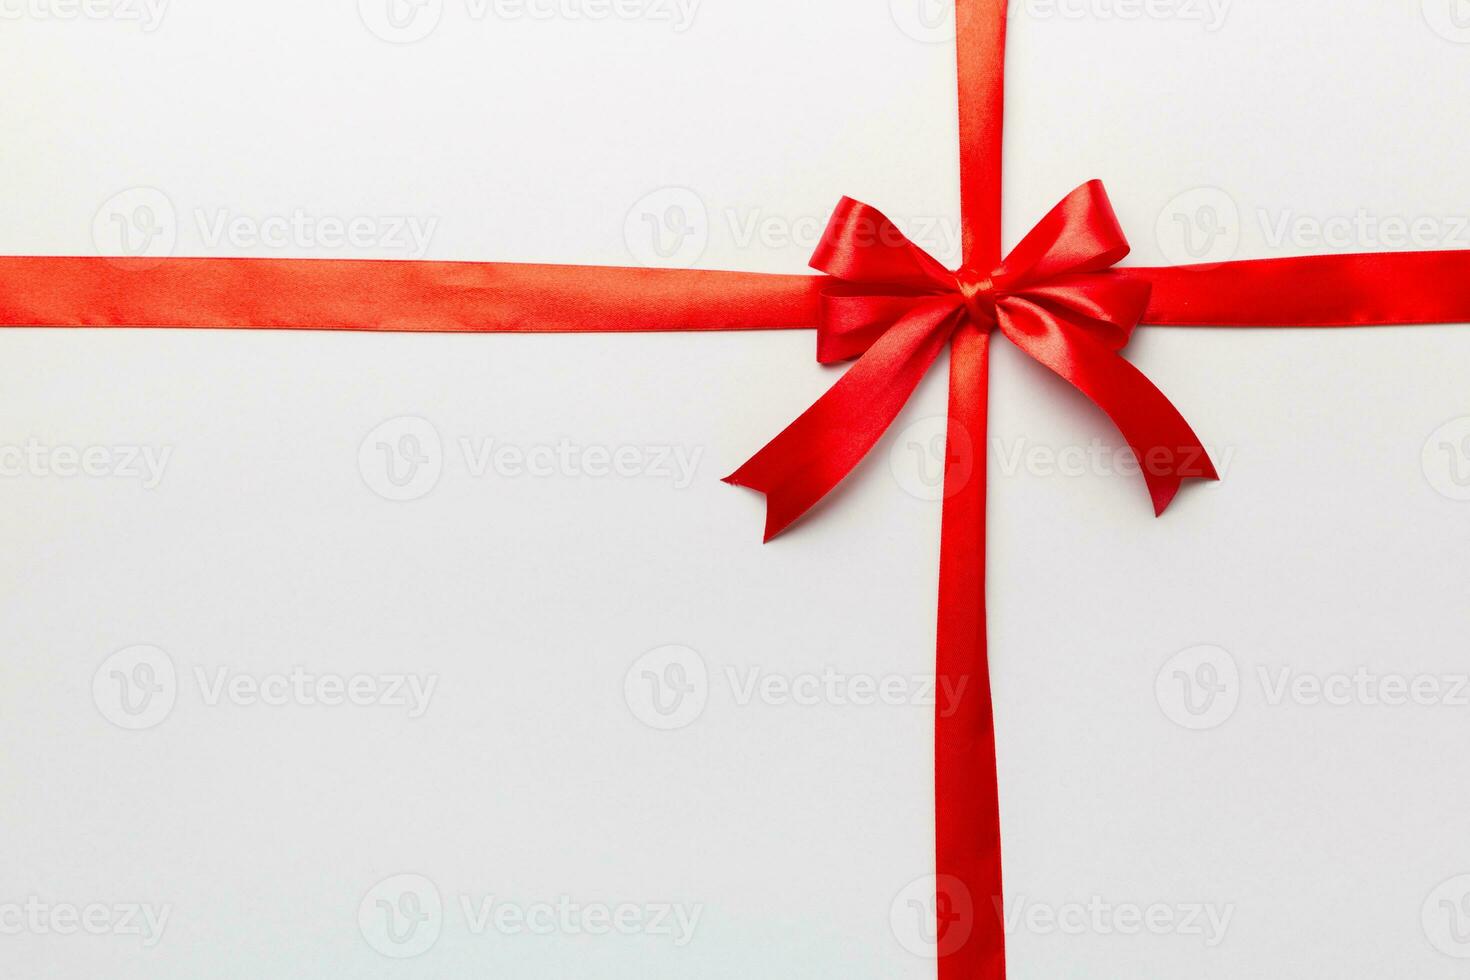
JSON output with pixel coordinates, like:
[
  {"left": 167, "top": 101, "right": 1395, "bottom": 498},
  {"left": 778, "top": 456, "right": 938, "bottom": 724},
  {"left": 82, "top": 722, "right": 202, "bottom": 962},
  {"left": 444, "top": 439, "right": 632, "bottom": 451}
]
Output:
[
  {"left": 725, "top": 180, "right": 1217, "bottom": 540},
  {"left": 5, "top": 2, "right": 1470, "bottom": 978}
]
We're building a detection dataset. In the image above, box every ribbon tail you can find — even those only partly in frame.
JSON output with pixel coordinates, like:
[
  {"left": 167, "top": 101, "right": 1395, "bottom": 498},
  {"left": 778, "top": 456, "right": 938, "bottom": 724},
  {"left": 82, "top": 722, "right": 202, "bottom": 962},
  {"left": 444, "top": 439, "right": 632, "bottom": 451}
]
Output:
[
  {"left": 725, "top": 298, "right": 962, "bottom": 540},
  {"left": 996, "top": 300, "right": 1218, "bottom": 515}
]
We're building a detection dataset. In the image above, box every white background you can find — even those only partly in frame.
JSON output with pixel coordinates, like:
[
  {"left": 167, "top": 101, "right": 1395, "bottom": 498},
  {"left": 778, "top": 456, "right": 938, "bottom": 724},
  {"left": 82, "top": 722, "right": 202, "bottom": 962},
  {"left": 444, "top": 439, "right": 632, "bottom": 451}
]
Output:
[{"left": 3, "top": 1, "right": 1470, "bottom": 977}]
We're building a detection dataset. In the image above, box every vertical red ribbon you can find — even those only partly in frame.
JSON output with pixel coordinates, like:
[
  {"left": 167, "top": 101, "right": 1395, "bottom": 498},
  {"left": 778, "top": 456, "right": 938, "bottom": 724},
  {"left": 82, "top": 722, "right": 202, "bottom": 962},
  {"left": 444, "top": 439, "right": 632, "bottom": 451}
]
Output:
[{"left": 938, "top": 1, "right": 1008, "bottom": 979}]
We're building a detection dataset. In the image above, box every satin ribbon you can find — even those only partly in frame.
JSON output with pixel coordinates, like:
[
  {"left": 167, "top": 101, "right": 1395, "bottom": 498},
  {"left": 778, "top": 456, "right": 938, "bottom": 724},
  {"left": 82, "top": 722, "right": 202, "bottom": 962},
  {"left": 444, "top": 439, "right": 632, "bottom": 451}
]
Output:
[
  {"left": 9, "top": 250, "right": 1470, "bottom": 332},
  {"left": 725, "top": 180, "right": 1217, "bottom": 540},
  {"left": 6, "top": 2, "right": 1470, "bottom": 978},
  {"left": 0, "top": 257, "right": 822, "bottom": 332}
]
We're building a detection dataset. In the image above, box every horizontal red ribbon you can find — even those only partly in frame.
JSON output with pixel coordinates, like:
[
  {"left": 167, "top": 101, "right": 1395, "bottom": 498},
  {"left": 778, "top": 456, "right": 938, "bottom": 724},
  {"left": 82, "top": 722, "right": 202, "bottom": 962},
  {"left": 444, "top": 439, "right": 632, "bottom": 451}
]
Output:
[
  {"left": 0, "top": 256, "right": 821, "bottom": 333},
  {"left": 1128, "top": 251, "right": 1470, "bottom": 326},
  {"left": 7, "top": 249, "right": 1470, "bottom": 332}
]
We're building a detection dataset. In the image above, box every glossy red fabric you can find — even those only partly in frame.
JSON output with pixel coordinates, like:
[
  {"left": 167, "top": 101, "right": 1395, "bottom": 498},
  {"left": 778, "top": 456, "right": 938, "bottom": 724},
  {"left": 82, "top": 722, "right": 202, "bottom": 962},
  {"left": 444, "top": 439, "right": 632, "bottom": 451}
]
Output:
[
  {"left": 1128, "top": 251, "right": 1470, "bottom": 326},
  {"left": 725, "top": 181, "right": 1217, "bottom": 539},
  {"left": 0, "top": 257, "right": 822, "bottom": 332},
  {"left": 939, "top": 4, "right": 1010, "bottom": 978},
  {"left": 9, "top": 250, "right": 1470, "bottom": 332}
]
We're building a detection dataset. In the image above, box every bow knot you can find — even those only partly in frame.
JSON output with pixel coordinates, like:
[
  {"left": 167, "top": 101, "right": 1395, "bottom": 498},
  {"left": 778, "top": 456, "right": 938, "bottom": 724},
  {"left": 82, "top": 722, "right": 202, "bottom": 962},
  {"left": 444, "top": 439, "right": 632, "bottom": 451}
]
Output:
[
  {"left": 954, "top": 267, "right": 1002, "bottom": 323},
  {"left": 726, "top": 180, "right": 1218, "bottom": 541}
]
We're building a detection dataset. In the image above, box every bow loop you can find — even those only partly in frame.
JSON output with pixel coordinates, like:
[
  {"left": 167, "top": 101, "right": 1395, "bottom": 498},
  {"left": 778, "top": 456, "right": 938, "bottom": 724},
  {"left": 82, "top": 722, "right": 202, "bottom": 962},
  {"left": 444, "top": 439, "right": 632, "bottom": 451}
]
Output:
[
  {"left": 816, "top": 289, "right": 958, "bottom": 364},
  {"left": 995, "top": 179, "right": 1133, "bottom": 286},
  {"left": 730, "top": 180, "right": 1217, "bottom": 539},
  {"left": 1006, "top": 272, "right": 1153, "bottom": 349},
  {"left": 811, "top": 197, "right": 955, "bottom": 291}
]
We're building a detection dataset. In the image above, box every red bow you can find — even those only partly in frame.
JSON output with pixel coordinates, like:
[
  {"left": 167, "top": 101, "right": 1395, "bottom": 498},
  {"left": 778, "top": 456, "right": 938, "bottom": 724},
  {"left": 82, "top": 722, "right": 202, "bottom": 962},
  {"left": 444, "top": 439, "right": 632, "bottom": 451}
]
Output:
[{"left": 726, "top": 179, "right": 1218, "bottom": 540}]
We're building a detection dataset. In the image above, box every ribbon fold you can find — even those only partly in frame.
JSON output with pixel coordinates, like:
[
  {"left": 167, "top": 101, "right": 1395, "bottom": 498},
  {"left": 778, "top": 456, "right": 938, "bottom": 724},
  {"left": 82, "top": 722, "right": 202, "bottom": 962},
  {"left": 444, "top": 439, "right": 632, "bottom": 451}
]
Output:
[{"left": 726, "top": 179, "right": 1218, "bottom": 540}]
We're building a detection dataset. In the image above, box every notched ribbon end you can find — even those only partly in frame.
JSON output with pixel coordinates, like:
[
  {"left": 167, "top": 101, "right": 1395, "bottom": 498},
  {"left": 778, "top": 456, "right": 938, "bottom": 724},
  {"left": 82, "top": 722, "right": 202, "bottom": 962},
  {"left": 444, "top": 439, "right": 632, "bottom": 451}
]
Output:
[
  {"left": 721, "top": 471, "right": 797, "bottom": 543},
  {"left": 1145, "top": 447, "right": 1221, "bottom": 517}
]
